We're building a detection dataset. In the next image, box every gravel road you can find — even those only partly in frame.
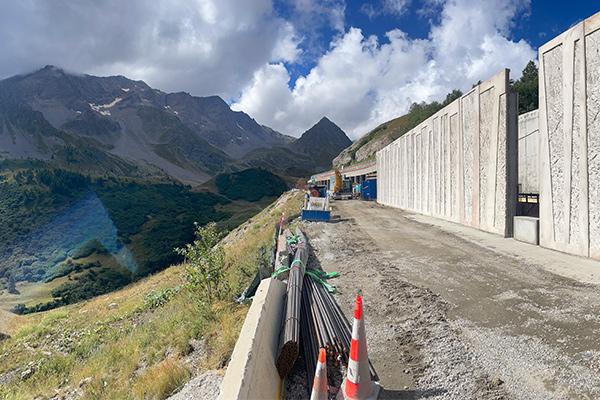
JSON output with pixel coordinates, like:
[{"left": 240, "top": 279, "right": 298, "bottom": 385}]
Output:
[{"left": 301, "top": 200, "right": 600, "bottom": 400}]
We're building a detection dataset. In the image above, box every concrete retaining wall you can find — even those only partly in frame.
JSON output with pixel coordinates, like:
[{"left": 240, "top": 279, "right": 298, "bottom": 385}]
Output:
[
  {"left": 376, "top": 69, "right": 518, "bottom": 237},
  {"left": 538, "top": 11, "right": 600, "bottom": 258},
  {"left": 518, "top": 110, "right": 539, "bottom": 194},
  {"left": 218, "top": 278, "right": 286, "bottom": 400}
]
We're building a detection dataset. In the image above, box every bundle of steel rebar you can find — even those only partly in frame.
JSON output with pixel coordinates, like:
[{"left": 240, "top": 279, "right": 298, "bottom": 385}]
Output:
[
  {"left": 300, "top": 273, "right": 379, "bottom": 391},
  {"left": 276, "top": 228, "right": 308, "bottom": 378}
]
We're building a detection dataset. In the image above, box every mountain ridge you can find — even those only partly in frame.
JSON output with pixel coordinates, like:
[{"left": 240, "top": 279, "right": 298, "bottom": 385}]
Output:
[
  {"left": 0, "top": 66, "right": 351, "bottom": 182},
  {"left": 289, "top": 116, "right": 352, "bottom": 170},
  {"left": 245, "top": 116, "right": 353, "bottom": 175}
]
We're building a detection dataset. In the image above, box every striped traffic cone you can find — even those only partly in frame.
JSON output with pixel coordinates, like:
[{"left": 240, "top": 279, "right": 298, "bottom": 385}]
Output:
[
  {"left": 337, "top": 295, "right": 380, "bottom": 400},
  {"left": 310, "top": 348, "right": 328, "bottom": 400}
]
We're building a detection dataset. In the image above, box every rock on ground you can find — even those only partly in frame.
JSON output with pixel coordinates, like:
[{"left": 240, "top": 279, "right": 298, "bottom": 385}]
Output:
[{"left": 167, "top": 370, "right": 222, "bottom": 400}]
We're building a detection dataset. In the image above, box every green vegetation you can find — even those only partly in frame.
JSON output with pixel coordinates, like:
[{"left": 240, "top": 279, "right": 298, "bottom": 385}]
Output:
[
  {"left": 7, "top": 274, "right": 18, "bottom": 295},
  {"left": 512, "top": 60, "right": 538, "bottom": 114},
  {"left": 144, "top": 286, "right": 182, "bottom": 310},
  {"left": 70, "top": 240, "right": 108, "bottom": 260},
  {"left": 0, "top": 164, "right": 295, "bottom": 315},
  {"left": 15, "top": 265, "right": 132, "bottom": 315},
  {"left": 215, "top": 168, "right": 288, "bottom": 202},
  {"left": 44, "top": 259, "right": 100, "bottom": 283},
  {"left": 94, "top": 179, "right": 229, "bottom": 276},
  {"left": 176, "top": 223, "right": 229, "bottom": 303},
  {"left": 51, "top": 267, "right": 131, "bottom": 304},
  {"left": 342, "top": 88, "right": 463, "bottom": 166},
  {"left": 0, "top": 190, "right": 304, "bottom": 400},
  {"left": 0, "top": 166, "right": 232, "bottom": 312},
  {"left": 0, "top": 168, "right": 88, "bottom": 255}
]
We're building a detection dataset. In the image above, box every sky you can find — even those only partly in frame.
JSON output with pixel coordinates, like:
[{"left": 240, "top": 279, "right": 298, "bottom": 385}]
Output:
[{"left": 0, "top": 0, "right": 598, "bottom": 139}]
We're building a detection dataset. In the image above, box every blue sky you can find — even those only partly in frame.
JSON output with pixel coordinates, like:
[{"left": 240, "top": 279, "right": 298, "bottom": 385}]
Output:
[
  {"left": 0, "top": 1, "right": 598, "bottom": 138},
  {"left": 275, "top": 0, "right": 600, "bottom": 87}
]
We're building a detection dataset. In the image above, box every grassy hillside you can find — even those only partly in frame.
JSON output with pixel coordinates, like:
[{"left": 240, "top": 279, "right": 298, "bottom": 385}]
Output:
[
  {"left": 242, "top": 145, "right": 318, "bottom": 177},
  {"left": 333, "top": 90, "right": 462, "bottom": 168},
  {"left": 198, "top": 168, "right": 291, "bottom": 232},
  {"left": 0, "top": 165, "right": 234, "bottom": 313},
  {"left": 214, "top": 168, "right": 288, "bottom": 202},
  {"left": 0, "top": 190, "right": 304, "bottom": 400}
]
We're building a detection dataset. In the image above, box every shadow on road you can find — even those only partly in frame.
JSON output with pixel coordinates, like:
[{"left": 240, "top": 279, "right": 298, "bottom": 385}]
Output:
[{"left": 380, "top": 387, "right": 448, "bottom": 399}]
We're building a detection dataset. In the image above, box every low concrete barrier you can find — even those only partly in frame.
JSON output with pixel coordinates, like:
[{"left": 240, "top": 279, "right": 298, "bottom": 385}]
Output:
[
  {"left": 218, "top": 278, "right": 286, "bottom": 400},
  {"left": 514, "top": 216, "right": 539, "bottom": 245}
]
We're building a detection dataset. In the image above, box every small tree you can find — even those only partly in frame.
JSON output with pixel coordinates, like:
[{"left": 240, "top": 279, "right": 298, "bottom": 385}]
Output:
[
  {"left": 176, "top": 222, "right": 229, "bottom": 303},
  {"left": 513, "top": 60, "right": 539, "bottom": 114},
  {"left": 11, "top": 303, "right": 26, "bottom": 315}
]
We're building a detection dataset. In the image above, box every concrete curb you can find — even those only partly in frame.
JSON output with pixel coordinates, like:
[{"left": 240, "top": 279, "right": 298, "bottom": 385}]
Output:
[{"left": 219, "top": 278, "right": 286, "bottom": 400}]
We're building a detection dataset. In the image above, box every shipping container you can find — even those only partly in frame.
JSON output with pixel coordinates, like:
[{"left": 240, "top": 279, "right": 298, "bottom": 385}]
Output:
[{"left": 361, "top": 179, "right": 377, "bottom": 201}]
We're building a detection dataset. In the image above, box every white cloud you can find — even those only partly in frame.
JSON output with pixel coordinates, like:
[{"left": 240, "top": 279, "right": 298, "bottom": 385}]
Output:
[
  {"left": 361, "top": 0, "right": 411, "bottom": 19},
  {"left": 0, "top": 0, "right": 300, "bottom": 99},
  {"left": 0, "top": 0, "right": 536, "bottom": 141},
  {"left": 384, "top": 0, "right": 411, "bottom": 15},
  {"left": 271, "top": 21, "right": 303, "bottom": 63},
  {"left": 282, "top": 0, "right": 347, "bottom": 63},
  {"left": 233, "top": 0, "right": 535, "bottom": 138},
  {"left": 289, "top": 0, "right": 346, "bottom": 33}
]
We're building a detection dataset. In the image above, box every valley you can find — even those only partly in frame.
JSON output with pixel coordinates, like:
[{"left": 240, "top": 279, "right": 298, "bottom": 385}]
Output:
[
  {"left": 0, "top": 66, "right": 353, "bottom": 319},
  {"left": 1, "top": 3, "right": 596, "bottom": 400},
  {"left": 0, "top": 189, "right": 305, "bottom": 399},
  {"left": 0, "top": 164, "right": 301, "bottom": 313}
]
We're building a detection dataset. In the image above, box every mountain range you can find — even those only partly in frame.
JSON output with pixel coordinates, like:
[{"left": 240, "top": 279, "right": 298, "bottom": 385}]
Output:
[
  {"left": 0, "top": 66, "right": 353, "bottom": 313},
  {"left": 0, "top": 66, "right": 351, "bottom": 184}
]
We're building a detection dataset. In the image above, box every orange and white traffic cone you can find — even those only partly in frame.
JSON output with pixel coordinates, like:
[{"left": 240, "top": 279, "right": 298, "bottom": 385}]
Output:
[
  {"left": 310, "top": 348, "right": 328, "bottom": 400},
  {"left": 337, "top": 295, "right": 380, "bottom": 400}
]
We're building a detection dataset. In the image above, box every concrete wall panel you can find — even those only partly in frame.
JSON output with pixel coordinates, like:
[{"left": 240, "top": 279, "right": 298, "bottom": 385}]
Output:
[
  {"left": 538, "top": 12, "right": 600, "bottom": 258},
  {"left": 376, "top": 69, "right": 517, "bottom": 236},
  {"left": 449, "top": 112, "right": 459, "bottom": 221},
  {"left": 587, "top": 27, "right": 600, "bottom": 257},
  {"left": 462, "top": 89, "right": 478, "bottom": 227}
]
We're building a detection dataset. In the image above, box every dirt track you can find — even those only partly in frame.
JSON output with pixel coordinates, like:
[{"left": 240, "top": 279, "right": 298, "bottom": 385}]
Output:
[{"left": 303, "top": 200, "right": 600, "bottom": 400}]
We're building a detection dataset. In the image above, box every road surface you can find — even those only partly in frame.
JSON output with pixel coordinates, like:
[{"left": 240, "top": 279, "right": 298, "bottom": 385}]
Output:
[{"left": 303, "top": 200, "right": 600, "bottom": 400}]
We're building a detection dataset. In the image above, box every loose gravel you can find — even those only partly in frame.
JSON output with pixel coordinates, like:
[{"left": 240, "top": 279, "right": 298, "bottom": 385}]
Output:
[{"left": 294, "top": 200, "right": 600, "bottom": 399}]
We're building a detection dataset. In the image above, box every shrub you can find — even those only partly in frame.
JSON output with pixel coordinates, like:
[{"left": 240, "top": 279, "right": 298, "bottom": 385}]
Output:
[
  {"left": 176, "top": 222, "right": 230, "bottom": 303},
  {"left": 144, "top": 286, "right": 182, "bottom": 309},
  {"left": 11, "top": 303, "right": 26, "bottom": 315}
]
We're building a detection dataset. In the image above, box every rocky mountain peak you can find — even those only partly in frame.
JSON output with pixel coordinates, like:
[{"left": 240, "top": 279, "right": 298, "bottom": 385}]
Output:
[{"left": 288, "top": 116, "right": 352, "bottom": 170}]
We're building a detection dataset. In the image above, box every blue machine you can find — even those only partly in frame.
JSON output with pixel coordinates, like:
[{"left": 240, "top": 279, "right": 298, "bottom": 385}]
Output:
[
  {"left": 361, "top": 179, "right": 377, "bottom": 201},
  {"left": 301, "top": 209, "right": 331, "bottom": 222}
]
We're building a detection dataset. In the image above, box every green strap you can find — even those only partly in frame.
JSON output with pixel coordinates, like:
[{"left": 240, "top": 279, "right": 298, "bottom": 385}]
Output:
[
  {"left": 286, "top": 235, "right": 299, "bottom": 245},
  {"left": 305, "top": 269, "right": 338, "bottom": 293},
  {"left": 271, "top": 265, "right": 290, "bottom": 278},
  {"left": 272, "top": 259, "right": 306, "bottom": 278},
  {"left": 273, "top": 262, "right": 340, "bottom": 294},
  {"left": 290, "top": 259, "right": 305, "bottom": 270},
  {"left": 305, "top": 269, "right": 339, "bottom": 280}
]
